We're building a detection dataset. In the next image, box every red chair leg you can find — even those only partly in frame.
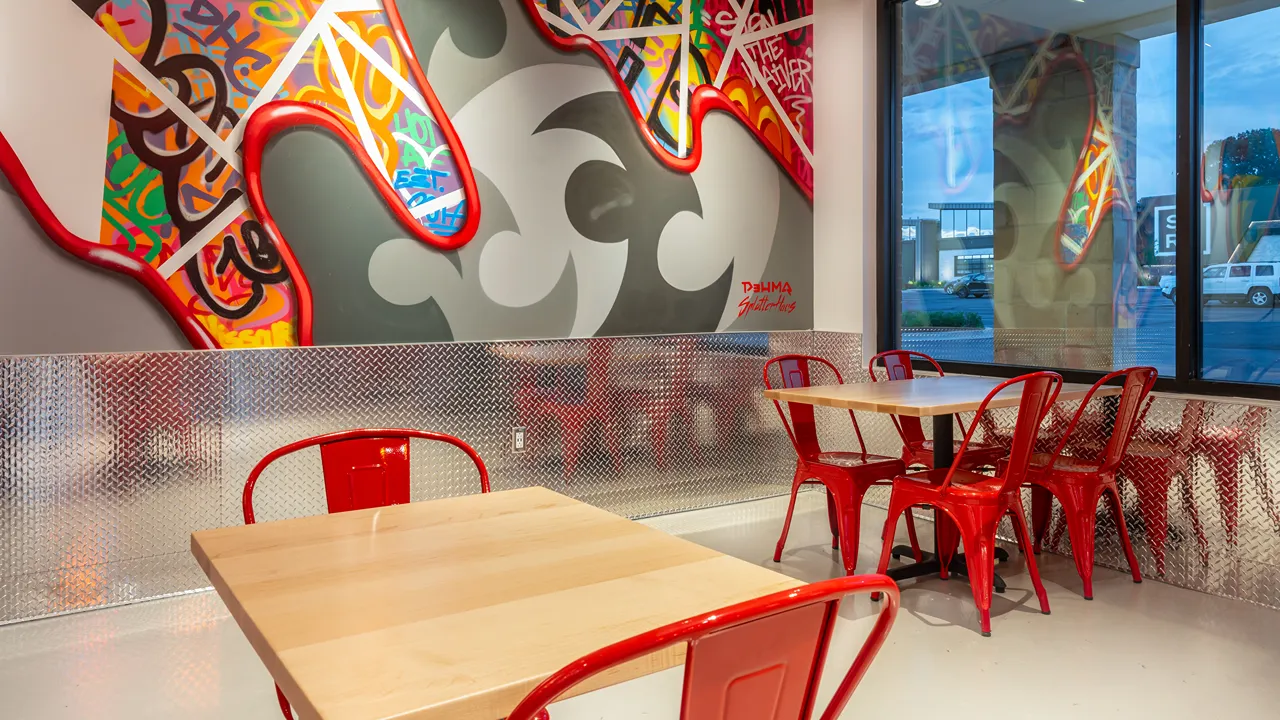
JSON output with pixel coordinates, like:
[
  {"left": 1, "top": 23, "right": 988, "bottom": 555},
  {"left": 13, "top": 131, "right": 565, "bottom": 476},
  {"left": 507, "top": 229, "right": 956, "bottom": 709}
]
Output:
[
  {"left": 1104, "top": 486, "right": 1143, "bottom": 584},
  {"left": 873, "top": 492, "right": 910, "bottom": 600},
  {"left": 276, "top": 685, "right": 292, "bottom": 719},
  {"left": 954, "top": 516, "right": 997, "bottom": 636},
  {"left": 1008, "top": 499, "right": 1050, "bottom": 615},
  {"left": 903, "top": 512, "right": 924, "bottom": 562},
  {"left": 827, "top": 489, "right": 840, "bottom": 550},
  {"left": 935, "top": 510, "right": 961, "bottom": 580},
  {"left": 1030, "top": 485, "right": 1054, "bottom": 554},
  {"left": 773, "top": 468, "right": 807, "bottom": 563},
  {"left": 1178, "top": 472, "right": 1210, "bottom": 566},
  {"left": 1210, "top": 447, "right": 1243, "bottom": 545},
  {"left": 830, "top": 482, "right": 870, "bottom": 576},
  {"left": 1059, "top": 487, "right": 1101, "bottom": 600}
]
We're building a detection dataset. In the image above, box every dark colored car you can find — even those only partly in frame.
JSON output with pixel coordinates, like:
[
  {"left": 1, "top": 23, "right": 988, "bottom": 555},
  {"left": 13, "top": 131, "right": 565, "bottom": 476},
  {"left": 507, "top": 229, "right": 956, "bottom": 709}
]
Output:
[{"left": 952, "top": 273, "right": 989, "bottom": 299}]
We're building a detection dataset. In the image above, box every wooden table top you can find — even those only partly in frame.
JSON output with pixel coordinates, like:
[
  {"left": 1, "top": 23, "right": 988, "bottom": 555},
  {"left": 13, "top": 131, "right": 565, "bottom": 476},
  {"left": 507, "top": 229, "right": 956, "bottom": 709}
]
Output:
[
  {"left": 763, "top": 375, "right": 1123, "bottom": 416},
  {"left": 191, "top": 487, "right": 803, "bottom": 720}
]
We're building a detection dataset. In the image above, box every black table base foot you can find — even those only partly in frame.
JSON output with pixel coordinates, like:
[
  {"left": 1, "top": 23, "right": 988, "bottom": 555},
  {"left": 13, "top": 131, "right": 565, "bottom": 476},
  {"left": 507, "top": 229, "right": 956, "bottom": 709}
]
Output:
[{"left": 885, "top": 546, "right": 1007, "bottom": 594}]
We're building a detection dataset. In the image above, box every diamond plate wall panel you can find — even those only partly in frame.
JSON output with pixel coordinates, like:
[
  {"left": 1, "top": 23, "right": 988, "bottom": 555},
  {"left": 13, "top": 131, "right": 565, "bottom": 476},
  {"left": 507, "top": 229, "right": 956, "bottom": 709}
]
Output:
[
  {"left": 6, "top": 331, "right": 1280, "bottom": 624},
  {"left": 1, "top": 333, "right": 818, "bottom": 624}
]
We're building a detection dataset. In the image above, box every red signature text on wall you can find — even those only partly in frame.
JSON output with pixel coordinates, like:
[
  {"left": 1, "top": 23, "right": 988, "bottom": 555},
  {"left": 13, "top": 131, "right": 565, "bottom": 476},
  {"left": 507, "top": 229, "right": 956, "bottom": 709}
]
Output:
[{"left": 738, "top": 281, "right": 797, "bottom": 318}]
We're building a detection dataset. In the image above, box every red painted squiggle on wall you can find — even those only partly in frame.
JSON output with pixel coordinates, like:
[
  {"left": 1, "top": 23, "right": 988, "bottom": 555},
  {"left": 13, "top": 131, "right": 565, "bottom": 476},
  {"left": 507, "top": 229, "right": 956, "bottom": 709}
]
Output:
[
  {"left": 0, "top": 134, "right": 218, "bottom": 350},
  {"left": 520, "top": 1, "right": 814, "bottom": 203}
]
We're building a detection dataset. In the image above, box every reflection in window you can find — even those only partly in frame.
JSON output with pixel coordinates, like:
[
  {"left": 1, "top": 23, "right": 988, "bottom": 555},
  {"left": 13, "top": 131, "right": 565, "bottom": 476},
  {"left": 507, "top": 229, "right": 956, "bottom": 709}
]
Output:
[
  {"left": 896, "top": 1, "right": 1176, "bottom": 375},
  {"left": 1202, "top": 1, "right": 1280, "bottom": 384}
]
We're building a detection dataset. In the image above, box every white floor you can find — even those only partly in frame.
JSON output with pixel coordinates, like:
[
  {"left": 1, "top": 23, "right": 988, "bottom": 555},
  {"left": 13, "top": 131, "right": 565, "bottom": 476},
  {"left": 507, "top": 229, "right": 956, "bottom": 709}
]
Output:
[{"left": 2, "top": 492, "right": 1279, "bottom": 719}]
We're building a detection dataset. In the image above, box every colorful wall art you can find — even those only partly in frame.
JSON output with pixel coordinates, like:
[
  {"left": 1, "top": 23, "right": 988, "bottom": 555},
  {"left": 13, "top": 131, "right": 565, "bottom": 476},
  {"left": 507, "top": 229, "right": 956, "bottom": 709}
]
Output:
[{"left": 0, "top": 0, "right": 814, "bottom": 353}]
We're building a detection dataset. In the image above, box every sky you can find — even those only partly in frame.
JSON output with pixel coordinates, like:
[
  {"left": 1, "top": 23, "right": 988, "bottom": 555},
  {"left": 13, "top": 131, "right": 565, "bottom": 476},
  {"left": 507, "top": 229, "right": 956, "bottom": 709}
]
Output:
[{"left": 901, "top": 5, "right": 1280, "bottom": 220}]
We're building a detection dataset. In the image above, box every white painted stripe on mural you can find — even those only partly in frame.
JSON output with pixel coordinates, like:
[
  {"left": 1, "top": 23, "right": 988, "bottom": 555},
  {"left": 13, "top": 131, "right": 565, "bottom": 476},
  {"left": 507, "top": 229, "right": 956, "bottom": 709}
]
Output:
[
  {"left": 736, "top": 46, "right": 814, "bottom": 165},
  {"left": 226, "top": 10, "right": 328, "bottom": 150},
  {"left": 734, "top": 16, "right": 814, "bottom": 46},
  {"left": 562, "top": 0, "right": 589, "bottom": 30},
  {"left": 156, "top": 197, "right": 251, "bottom": 278},
  {"left": 713, "top": 0, "right": 754, "bottom": 89},
  {"left": 328, "top": 15, "right": 429, "bottom": 113},
  {"left": 108, "top": 47, "right": 241, "bottom": 172},
  {"left": 410, "top": 189, "right": 465, "bottom": 220},
  {"left": 592, "top": 24, "right": 686, "bottom": 41},
  {"left": 318, "top": 23, "right": 391, "bottom": 183},
  {"left": 539, "top": 8, "right": 581, "bottom": 36},
  {"left": 590, "top": 0, "right": 627, "bottom": 31}
]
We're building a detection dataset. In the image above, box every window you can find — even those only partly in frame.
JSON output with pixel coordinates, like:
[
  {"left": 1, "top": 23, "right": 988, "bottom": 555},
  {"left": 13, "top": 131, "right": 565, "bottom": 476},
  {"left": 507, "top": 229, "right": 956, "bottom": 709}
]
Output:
[
  {"left": 891, "top": 0, "right": 1177, "bottom": 375},
  {"left": 1205, "top": 267, "right": 1227, "bottom": 279},
  {"left": 1201, "top": 0, "right": 1280, "bottom": 384}
]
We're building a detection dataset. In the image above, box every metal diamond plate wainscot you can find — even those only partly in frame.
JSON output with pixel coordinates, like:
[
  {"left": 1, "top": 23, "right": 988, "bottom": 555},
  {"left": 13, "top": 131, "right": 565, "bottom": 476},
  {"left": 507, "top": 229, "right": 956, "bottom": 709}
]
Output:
[{"left": 4, "top": 331, "right": 1280, "bottom": 623}]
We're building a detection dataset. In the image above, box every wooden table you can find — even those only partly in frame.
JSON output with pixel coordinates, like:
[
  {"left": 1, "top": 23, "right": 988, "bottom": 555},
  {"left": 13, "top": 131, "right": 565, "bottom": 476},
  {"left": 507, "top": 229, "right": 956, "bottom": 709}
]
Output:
[
  {"left": 764, "top": 375, "right": 1122, "bottom": 588},
  {"left": 191, "top": 487, "right": 802, "bottom": 720}
]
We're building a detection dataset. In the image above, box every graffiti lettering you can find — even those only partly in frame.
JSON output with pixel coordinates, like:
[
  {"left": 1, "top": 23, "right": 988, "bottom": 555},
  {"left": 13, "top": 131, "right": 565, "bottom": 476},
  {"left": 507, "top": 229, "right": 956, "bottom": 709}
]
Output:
[{"left": 175, "top": 0, "right": 271, "bottom": 95}]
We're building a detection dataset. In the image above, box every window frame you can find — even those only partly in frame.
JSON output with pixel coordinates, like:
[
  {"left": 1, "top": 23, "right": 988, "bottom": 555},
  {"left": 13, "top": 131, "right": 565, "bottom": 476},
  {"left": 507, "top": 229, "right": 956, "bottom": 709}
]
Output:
[{"left": 877, "top": 0, "right": 1280, "bottom": 400}]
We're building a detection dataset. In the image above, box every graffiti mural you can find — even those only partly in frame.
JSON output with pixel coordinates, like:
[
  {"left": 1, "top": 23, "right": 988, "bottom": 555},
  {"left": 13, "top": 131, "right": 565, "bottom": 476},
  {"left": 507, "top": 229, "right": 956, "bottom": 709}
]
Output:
[
  {"left": 63, "top": 0, "right": 480, "bottom": 347},
  {"left": 524, "top": 0, "right": 814, "bottom": 198},
  {"left": 0, "top": 0, "right": 813, "bottom": 353}
]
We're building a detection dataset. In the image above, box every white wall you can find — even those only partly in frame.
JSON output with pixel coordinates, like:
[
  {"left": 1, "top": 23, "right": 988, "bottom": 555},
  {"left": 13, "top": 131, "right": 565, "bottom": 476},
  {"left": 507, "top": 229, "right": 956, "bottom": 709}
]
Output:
[{"left": 813, "top": 0, "right": 880, "bottom": 358}]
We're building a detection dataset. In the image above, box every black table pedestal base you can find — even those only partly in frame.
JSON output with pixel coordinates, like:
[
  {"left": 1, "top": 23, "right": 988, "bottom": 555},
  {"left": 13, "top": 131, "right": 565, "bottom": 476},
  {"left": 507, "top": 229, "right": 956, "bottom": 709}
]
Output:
[{"left": 887, "top": 545, "right": 1010, "bottom": 594}]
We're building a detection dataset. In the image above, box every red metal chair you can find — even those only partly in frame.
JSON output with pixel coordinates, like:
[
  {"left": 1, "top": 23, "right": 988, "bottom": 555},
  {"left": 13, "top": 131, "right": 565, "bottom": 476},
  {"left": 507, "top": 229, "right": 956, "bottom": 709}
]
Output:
[
  {"left": 875, "top": 372, "right": 1062, "bottom": 636},
  {"left": 869, "top": 350, "right": 1007, "bottom": 470},
  {"left": 242, "top": 428, "right": 490, "bottom": 720},
  {"left": 1122, "top": 401, "right": 1211, "bottom": 575},
  {"left": 1021, "top": 367, "right": 1156, "bottom": 600},
  {"left": 505, "top": 574, "right": 901, "bottom": 720},
  {"left": 766, "top": 355, "right": 921, "bottom": 574},
  {"left": 515, "top": 340, "right": 623, "bottom": 479}
]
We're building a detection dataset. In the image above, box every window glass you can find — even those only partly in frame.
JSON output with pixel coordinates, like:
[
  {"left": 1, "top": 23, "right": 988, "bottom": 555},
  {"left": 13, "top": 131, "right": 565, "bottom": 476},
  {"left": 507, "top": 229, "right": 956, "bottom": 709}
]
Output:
[
  {"left": 1205, "top": 267, "right": 1227, "bottom": 279},
  {"left": 897, "top": 1, "right": 1176, "bottom": 374},
  {"left": 1202, "top": 0, "right": 1280, "bottom": 382},
  {"left": 1258, "top": 266, "right": 1275, "bottom": 277},
  {"left": 1230, "top": 266, "right": 1252, "bottom": 278}
]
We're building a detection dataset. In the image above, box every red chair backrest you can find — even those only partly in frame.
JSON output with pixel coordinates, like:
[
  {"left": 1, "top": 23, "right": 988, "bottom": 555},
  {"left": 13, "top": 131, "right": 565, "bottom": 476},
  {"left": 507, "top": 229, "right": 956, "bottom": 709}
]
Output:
[
  {"left": 868, "top": 350, "right": 968, "bottom": 450},
  {"left": 505, "top": 575, "right": 901, "bottom": 720},
  {"left": 1045, "top": 367, "right": 1158, "bottom": 473},
  {"left": 1098, "top": 367, "right": 1159, "bottom": 471},
  {"left": 242, "top": 428, "right": 489, "bottom": 524},
  {"left": 764, "top": 355, "right": 869, "bottom": 459},
  {"left": 944, "top": 372, "right": 1063, "bottom": 495}
]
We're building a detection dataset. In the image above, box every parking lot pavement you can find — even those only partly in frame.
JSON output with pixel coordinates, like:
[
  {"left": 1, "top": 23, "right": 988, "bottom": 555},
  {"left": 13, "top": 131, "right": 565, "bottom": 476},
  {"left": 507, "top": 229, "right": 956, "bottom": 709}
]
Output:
[{"left": 900, "top": 288, "right": 1280, "bottom": 382}]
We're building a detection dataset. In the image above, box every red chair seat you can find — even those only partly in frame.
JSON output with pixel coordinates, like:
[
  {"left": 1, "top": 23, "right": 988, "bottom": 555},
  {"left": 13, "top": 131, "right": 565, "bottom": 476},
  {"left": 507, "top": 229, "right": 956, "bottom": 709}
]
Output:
[
  {"left": 816, "top": 451, "right": 903, "bottom": 469},
  {"left": 919, "top": 439, "right": 1006, "bottom": 463},
  {"left": 1027, "top": 452, "right": 1102, "bottom": 475},
  {"left": 898, "top": 467, "right": 1006, "bottom": 496}
]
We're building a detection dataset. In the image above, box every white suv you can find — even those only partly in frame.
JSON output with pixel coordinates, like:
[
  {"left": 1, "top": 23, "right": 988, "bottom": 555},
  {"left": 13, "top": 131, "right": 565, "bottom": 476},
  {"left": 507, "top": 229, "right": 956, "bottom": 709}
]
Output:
[
  {"left": 1202, "top": 262, "right": 1278, "bottom": 306},
  {"left": 1159, "top": 263, "right": 1279, "bottom": 306}
]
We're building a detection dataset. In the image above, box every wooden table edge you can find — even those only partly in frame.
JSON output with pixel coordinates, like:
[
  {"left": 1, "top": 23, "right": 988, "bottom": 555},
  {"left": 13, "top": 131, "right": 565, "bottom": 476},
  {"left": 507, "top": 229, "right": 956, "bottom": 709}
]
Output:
[{"left": 763, "top": 380, "right": 1124, "bottom": 416}]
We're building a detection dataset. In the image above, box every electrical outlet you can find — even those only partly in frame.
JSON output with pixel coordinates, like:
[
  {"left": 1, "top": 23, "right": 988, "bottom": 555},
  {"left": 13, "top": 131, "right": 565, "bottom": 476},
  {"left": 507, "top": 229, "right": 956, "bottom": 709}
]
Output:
[{"left": 512, "top": 427, "right": 527, "bottom": 453}]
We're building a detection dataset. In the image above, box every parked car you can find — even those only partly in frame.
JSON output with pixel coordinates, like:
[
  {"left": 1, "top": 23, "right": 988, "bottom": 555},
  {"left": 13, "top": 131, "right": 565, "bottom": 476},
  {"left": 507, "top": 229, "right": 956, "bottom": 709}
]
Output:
[
  {"left": 944, "top": 273, "right": 979, "bottom": 294},
  {"left": 951, "top": 273, "right": 989, "bottom": 299},
  {"left": 1161, "top": 263, "right": 1280, "bottom": 307}
]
